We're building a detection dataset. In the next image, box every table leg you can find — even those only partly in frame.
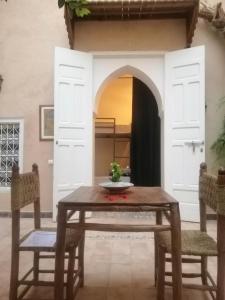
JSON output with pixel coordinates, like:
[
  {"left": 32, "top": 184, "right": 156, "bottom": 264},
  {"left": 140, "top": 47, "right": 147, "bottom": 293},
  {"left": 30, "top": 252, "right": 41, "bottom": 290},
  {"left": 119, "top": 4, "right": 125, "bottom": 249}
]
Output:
[
  {"left": 170, "top": 203, "right": 182, "bottom": 300},
  {"left": 54, "top": 205, "right": 67, "bottom": 300},
  {"left": 79, "top": 210, "right": 85, "bottom": 287},
  {"left": 217, "top": 214, "right": 225, "bottom": 300}
]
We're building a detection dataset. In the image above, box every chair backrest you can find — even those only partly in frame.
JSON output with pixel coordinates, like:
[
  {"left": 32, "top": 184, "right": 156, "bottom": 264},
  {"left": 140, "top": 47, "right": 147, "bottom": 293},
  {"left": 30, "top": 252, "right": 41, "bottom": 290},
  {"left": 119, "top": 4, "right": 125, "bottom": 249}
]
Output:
[
  {"left": 11, "top": 164, "right": 41, "bottom": 233},
  {"left": 199, "top": 162, "right": 225, "bottom": 232}
]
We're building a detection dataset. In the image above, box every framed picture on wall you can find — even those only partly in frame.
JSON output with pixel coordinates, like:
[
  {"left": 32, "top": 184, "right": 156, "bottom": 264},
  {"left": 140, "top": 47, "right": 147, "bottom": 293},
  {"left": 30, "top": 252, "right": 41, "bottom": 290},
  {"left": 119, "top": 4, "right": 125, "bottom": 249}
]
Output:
[{"left": 39, "top": 105, "right": 54, "bottom": 141}]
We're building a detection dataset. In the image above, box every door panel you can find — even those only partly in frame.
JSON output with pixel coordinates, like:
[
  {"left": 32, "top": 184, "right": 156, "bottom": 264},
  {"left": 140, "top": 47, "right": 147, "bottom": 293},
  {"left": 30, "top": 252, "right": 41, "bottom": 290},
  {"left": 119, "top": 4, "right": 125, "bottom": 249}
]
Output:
[
  {"left": 53, "top": 47, "right": 93, "bottom": 220},
  {"left": 164, "top": 46, "right": 205, "bottom": 221}
]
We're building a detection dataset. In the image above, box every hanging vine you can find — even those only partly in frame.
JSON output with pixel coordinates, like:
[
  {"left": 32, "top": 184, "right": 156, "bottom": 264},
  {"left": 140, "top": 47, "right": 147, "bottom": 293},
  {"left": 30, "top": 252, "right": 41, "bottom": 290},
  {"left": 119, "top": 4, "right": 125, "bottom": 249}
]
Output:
[
  {"left": 58, "top": 0, "right": 90, "bottom": 18},
  {"left": 1, "top": 0, "right": 90, "bottom": 18}
]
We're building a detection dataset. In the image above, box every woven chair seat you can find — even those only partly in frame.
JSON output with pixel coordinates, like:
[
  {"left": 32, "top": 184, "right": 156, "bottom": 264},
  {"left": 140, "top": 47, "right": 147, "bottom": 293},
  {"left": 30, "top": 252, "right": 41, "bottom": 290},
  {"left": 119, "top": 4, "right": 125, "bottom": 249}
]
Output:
[
  {"left": 158, "top": 230, "right": 217, "bottom": 256},
  {"left": 20, "top": 228, "right": 82, "bottom": 251}
]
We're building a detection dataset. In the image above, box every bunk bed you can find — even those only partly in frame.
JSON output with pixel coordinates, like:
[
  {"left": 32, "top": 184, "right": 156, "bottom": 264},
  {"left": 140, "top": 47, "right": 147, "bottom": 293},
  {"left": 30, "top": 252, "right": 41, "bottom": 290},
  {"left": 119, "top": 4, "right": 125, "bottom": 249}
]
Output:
[
  {"left": 95, "top": 117, "right": 131, "bottom": 164},
  {"left": 95, "top": 118, "right": 131, "bottom": 138}
]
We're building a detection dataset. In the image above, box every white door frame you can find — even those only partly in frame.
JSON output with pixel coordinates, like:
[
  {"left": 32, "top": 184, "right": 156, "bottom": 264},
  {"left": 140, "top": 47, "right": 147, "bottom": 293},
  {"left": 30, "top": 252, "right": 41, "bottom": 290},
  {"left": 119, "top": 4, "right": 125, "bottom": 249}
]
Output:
[{"left": 92, "top": 51, "right": 165, "bottom": 186}]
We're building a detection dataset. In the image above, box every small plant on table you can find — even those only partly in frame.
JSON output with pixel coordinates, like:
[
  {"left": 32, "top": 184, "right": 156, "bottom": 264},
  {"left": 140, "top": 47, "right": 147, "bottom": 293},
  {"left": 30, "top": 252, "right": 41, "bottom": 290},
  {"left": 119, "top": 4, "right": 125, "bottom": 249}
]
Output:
[{"left": 110, "top": 162, "right": 122, "bottom": 182}]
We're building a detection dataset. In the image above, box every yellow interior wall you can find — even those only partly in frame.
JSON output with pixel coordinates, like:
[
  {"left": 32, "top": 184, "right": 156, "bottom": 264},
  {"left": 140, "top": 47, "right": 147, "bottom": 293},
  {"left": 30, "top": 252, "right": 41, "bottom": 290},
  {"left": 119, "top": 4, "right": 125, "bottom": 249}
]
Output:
[
  {"left": 95, "top": 77, "right": 132, "bottom": 176},
  {"left": 97, "top": 77, "right": 133, "bottom": 124}
]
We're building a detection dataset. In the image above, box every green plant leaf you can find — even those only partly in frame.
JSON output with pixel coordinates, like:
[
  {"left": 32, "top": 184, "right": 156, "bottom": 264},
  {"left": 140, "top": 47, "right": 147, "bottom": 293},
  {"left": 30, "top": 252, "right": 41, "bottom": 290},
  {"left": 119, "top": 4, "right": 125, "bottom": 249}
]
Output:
[
  {"left": 211, "top": 115, "right": 225, "bottom": 161},
  {"left": 66, "top": 0, "right": 80, "bottom": 5},
  {"left": 75, "top": 7, "right": 90, "bottom": 17},
  {"left": 80, "top": 0, "right": 89, "bottom": 4},
  {"left": 80, "top": 7, "right": 90, "bottom": 16},
  {"left": 110, "top": 162, "right": 122, "bottom": 182},
  {"left": 68, "top": 2, "right": 79, "bottom": 9},
  {"left": 58, "top": 0, "right": 65, "bottom": 8},
  {"left": 59, "top": 0, "right": 91, "bottom": 17}
]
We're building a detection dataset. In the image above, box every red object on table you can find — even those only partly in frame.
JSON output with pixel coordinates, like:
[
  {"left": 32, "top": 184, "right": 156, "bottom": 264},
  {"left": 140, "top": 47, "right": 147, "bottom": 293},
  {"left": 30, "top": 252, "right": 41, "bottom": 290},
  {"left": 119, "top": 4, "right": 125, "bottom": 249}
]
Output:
[{"left": 104, "top": 194, "right": 128, "bottom": 201}]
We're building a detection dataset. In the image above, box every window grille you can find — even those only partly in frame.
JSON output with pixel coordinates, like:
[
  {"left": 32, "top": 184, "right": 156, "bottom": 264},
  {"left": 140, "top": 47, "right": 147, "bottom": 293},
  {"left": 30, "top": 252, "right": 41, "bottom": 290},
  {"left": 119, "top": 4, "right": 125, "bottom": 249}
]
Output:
[{"left": 0, "top": 123, "right": 20, "bottom": 187}]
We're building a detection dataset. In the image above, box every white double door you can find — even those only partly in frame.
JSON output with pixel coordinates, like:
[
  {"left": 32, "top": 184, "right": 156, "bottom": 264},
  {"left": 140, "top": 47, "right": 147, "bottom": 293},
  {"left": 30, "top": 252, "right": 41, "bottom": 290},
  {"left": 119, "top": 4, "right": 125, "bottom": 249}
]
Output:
[{"left": 53, "top": 46, "right": 205, "bottom": 221}]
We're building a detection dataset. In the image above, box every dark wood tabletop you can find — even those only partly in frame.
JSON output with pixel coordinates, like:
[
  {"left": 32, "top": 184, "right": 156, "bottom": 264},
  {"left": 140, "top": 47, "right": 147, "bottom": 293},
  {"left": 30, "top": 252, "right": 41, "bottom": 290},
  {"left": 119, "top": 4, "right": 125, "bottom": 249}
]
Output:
[{"left": 59, "top": 186, "right": 177, "bottom": 206}]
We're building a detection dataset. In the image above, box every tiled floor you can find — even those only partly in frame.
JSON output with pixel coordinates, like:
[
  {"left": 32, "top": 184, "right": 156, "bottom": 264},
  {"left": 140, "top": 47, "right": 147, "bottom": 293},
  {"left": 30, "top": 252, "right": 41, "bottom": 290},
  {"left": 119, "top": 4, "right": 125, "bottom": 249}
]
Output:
[{"left": 0, "top": 214, "right": 217, "bottom": 300}]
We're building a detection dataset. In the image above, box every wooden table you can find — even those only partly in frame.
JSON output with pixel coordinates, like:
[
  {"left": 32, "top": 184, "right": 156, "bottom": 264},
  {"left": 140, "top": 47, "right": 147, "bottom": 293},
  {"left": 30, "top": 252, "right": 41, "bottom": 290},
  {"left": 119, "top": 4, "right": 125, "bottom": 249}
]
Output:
[{"left": 54, "top": 186, "right": 182, "bottom": 300}]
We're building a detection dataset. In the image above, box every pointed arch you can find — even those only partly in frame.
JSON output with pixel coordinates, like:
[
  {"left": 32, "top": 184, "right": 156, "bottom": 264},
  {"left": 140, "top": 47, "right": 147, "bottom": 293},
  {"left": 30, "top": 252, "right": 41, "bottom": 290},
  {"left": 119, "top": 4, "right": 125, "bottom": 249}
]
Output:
[{"left": 94, "top": 65, "right": 163, "bottom": 117}]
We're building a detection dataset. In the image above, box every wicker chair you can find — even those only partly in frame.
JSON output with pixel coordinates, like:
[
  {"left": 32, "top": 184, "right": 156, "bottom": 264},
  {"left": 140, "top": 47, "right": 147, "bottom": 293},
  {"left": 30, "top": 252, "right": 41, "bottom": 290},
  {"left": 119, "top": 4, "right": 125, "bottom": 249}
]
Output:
[
  {"left": 9, "top": 164, "right": 83, "bottom": 300},
  {"left": 156, "top": 163, "right": 225, "bottom": 300}
]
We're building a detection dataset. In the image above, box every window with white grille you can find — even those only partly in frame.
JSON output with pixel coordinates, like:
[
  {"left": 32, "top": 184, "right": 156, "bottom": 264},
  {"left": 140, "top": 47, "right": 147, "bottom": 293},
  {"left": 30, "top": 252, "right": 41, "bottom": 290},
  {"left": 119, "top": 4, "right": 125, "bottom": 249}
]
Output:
[{"left": 0, "top": 120, "right": 23, "bottom": 188}]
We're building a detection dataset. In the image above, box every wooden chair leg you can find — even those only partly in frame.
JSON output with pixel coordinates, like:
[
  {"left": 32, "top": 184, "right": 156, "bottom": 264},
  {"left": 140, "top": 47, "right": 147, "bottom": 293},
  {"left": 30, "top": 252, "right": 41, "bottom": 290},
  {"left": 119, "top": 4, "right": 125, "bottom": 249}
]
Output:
[
  {"left": 155, "top": 211, "right": 162, "bottom": 287},
  {"left": 157, "top": 245, "right": 166, "bottom": 300},
  {"left": 217, "top": 215, "right": 225, "bottom": 300},
  {"left": 33, "top": 251, "right": 39, "bottom": 284},
  {"left": 154, "top": 233, "right": 159, "bottom": 287},
  {"left": 78, "top": 233, "right": 85, "bottom": 287},
  {"left": 9, "top": 250, "right": 19, "bottom": 300},
  {"left": 201, "top": 256, "right": 208, "bottom": 285},
  {"left": 201, "top": 256, "right": 216, "bottom": 300},
  {"left": 67, "top": 248, "right": 75, "bottom": 300}
]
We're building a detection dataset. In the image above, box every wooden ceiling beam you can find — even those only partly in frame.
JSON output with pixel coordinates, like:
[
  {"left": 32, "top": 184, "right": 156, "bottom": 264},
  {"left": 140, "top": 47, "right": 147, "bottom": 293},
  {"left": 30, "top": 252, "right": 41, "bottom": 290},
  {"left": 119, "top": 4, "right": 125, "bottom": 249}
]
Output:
[
  {"left": 80, "top": 9, "right": 190, "bottom": 17},
  {"left": 87, "top": 3, "right": 193, "bottom": 9},
  {"left": 64, "top": 6, "right": 74, "bottom": 49},
  {"left": 78, "top": 14, "right": 187, "bottom": 21},
  {"left": 186, "top": 1, "right": 199, "bottom": 46},
  {"left": 84, "top": 8, "right": 192, "bottom": 14}
]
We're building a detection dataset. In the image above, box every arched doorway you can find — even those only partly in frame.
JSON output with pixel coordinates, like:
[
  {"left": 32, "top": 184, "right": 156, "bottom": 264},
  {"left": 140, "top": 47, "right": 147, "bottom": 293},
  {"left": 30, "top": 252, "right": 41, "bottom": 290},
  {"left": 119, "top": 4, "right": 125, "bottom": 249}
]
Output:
[
  {"left": 94, "top": 64, "right": 163, "bottom": 117},
  {"left": 95, "top": 71, "right": 161, "bottom": 186}
]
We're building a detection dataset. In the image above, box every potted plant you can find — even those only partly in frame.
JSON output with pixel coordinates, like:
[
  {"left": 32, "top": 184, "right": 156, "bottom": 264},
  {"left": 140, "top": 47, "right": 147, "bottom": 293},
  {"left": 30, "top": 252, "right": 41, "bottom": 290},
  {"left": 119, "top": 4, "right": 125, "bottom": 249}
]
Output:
[
  {"left": 110, "top": 162, "right": 122, "bottom": 182},
  {"left": 211, "top": 96, "right": 225, "bottom": 162},
  {"left": 211, "top": 117, "right": 225, "bottom": 162}
]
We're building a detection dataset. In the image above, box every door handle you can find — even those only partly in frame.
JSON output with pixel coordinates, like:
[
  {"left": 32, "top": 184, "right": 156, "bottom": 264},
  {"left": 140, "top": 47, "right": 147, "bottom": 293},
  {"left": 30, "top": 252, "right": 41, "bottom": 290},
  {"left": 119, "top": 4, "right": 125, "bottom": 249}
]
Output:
[
  {"left": 184, "top": 141, "right": 204, "bottom": 153},
  {"left": 185, "top": 141, "right": 204, "bottom": 145}
]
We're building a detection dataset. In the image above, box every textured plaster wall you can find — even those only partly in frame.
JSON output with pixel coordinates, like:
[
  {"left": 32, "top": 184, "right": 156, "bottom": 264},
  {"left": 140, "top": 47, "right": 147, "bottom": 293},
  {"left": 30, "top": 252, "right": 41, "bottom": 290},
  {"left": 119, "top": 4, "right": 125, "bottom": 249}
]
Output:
[
  {"left": 192, "top": 19, "right": 225, "bottom": 173},
  {"left": 73, "top": 19, "right": 187, "bottom": 51},
  {"left": 0, "top": 0, "right": 69, "bottom": 211}
]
